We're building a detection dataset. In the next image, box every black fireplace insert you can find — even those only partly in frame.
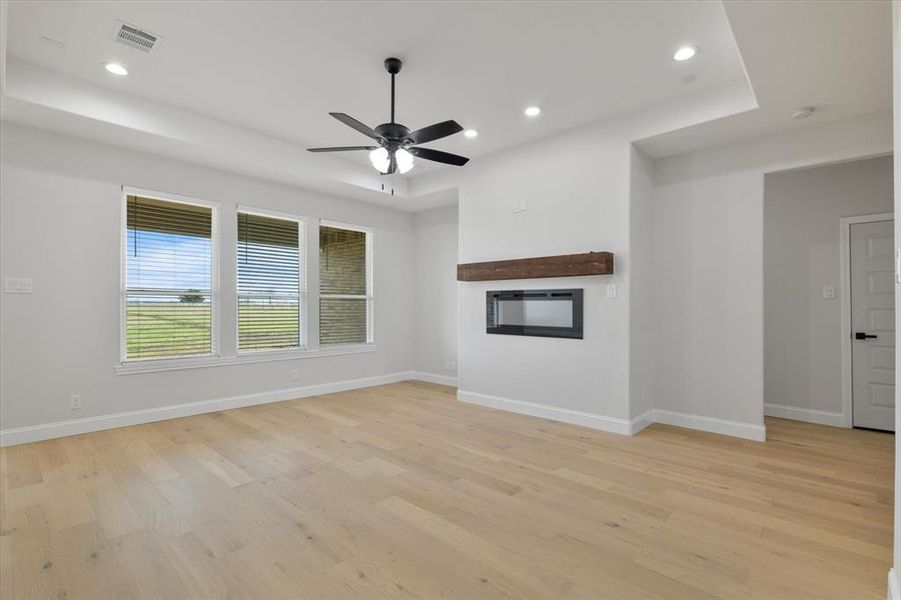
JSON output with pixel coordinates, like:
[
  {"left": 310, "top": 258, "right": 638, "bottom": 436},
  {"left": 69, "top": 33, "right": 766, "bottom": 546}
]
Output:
[{"left": 486, "top": 289, "right": 583, "bottom": 339}]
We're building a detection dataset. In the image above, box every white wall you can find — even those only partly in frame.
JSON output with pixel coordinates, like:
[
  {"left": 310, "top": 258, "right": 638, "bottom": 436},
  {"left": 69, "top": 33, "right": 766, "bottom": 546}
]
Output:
[
  {"left": 651, "top": 112, "right": 892, "bottom": 432},
  {"left": 629, "top": 145, "right": 655, "bottom": 419},
  {"left": 764, "top": 157, "right": 893, "bottom": 420},
  {"left": 0, "top": 123, "right": 415, "bottom": 432},
  {"left": 457, "top": 123, "right": 631, "bottom": 420},
  {"left": 891, "top": 0, "right": 900, "bottom": 594},
  {"left": 413, "top": 203, "right": 459, "bottom": 381},
  {"left": 652, "top": 155, "right": 765, "bottom": 427}
]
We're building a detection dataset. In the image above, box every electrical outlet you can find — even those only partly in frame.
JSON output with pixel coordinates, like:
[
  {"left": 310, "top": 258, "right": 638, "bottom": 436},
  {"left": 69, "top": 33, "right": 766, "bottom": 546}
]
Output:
[
  {"left": 291, "top": 369, "right": 300, "bottom": 382},
  {"left": 606, "top": 284, "right": 617, "bottom": 299},
  {"left": 822, "top": 285, "right": 835, "bottom": 299},
  {"left": 443, "top": 360, "right": 457, "bottom": 371},
  {"left": 69, "top": 394, "right": 82, "bottom": 410}
]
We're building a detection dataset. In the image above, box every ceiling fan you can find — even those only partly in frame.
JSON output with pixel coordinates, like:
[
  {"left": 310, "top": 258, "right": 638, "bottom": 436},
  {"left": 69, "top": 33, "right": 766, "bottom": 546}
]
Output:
[{"left": 308, "top": 57, "right": 469, "bottom": 175}]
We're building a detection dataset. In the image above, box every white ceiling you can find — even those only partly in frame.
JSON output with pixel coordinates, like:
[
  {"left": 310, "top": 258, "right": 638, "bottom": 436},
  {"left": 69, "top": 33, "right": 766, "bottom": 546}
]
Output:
[
  {"left": 635, "top": 0, "right": 893, "bottom": 157},
  {"left": 6, "top": 1, "right": 746, "bottom": 176},
  {"left": 0, "top": 1, "right": 892, "bottom": 210}
]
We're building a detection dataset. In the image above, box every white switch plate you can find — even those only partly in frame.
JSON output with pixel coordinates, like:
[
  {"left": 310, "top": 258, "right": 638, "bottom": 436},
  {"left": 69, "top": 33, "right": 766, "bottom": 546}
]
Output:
[
  {"left": 606, "top": 284, "right": 617, "bottom": 299},
  {"left": 513, "top": 199, "right": 527, "bottom": 213},
  {"left": 4, "top": 277, "right": 33, "bottom": 294},
  {"left": 822, "top": 285, "right": 835, "bottom": 299}
]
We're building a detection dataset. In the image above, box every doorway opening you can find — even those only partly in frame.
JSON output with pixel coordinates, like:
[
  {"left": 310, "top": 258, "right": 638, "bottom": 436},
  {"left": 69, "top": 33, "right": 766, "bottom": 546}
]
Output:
[{"left": 763, "top": 156, "right": 895, "bottom": 431}]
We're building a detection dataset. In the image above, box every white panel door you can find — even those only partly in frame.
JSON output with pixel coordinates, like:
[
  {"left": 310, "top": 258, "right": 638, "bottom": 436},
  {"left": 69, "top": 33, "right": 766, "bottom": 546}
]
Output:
[{"left": 850, "top": 219, "right": 895, "bottom": 431}]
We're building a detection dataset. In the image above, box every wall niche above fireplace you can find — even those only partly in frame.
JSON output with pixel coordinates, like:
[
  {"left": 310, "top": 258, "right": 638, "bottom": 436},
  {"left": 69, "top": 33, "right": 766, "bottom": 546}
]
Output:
[{"left": 486, "top": 289, "right": 583, "bottom": 339}]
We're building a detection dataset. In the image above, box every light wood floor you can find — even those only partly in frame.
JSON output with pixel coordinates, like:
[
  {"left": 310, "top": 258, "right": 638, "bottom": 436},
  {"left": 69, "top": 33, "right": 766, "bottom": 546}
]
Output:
[{"left": 0, "top": 381, "right": 894, "bottom": 599}]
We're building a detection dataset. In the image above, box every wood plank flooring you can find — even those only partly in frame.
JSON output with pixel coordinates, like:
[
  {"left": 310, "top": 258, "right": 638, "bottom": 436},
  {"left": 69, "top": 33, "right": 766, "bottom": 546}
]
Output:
[{"left": 0, "top": 381, "right": 894, "bottom": 599}]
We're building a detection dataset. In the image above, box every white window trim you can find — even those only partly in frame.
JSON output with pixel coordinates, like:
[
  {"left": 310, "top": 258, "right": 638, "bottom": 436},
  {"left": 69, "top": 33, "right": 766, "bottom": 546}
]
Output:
[
  {"left": 235, "top": 205, "right": 309, "bottom": 354},
  {"left": 319, "top": 219, "right": 375, "bottom": 345},
  {"left": 120, "top": 185, "right": 222, "bottom": 365}
]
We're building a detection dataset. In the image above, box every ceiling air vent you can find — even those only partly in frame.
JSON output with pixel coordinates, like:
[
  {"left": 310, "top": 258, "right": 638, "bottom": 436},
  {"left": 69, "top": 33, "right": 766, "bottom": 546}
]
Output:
[{"left": 112, "top": 20, "right": 162, "bottom": 53}]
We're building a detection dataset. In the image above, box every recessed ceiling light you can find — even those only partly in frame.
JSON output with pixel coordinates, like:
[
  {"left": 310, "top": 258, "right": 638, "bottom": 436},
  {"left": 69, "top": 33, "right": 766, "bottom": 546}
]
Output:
[
  {"left": 463, "top": 129, "right": 478, "bottom": 138},
  {"left": 103, "top": 62, "right": 129, "bottom": 76},
  {"left": 792, "top": 106, "right": 815, "bottom": 120},
  {"left": 524, "top": 106, "right": 541, "bottom": 117},
  {"left": 673, "top": 46, "right": 698, "bottom": 61}
]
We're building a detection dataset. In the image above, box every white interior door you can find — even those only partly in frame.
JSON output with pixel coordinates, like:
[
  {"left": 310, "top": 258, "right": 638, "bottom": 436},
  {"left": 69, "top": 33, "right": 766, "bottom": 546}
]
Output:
[{"left": 850, "top": 219, "right": 896, "bottom": 431}]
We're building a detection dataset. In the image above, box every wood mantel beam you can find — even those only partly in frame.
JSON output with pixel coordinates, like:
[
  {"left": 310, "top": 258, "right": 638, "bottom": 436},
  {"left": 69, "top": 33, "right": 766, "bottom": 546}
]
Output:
[{"left": 457, "top": 251, "right": 614, "bottom": 282}]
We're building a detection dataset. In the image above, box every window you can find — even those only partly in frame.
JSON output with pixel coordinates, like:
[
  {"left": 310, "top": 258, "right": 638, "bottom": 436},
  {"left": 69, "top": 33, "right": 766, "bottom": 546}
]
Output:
[
  {"left": 319, "top": 223, "right": 372, "bottom": 345},
  {"left": 237, "top": 210, "right": 304, "bottom": 352},
  {"left": 123, "top": 194, "right": 216, "bottom": 360}
]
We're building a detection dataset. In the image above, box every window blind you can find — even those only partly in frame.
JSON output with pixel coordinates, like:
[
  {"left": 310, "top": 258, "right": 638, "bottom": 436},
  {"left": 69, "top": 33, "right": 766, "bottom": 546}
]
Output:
[
  {"left": 125, "top": 196, "right": 214, "bottom": 360},
  {"left": 237, "top": 212, "right": 302, "bottom": 351},
  {"left": 319, "top": 225, "right": 370, "bottom": 345}
]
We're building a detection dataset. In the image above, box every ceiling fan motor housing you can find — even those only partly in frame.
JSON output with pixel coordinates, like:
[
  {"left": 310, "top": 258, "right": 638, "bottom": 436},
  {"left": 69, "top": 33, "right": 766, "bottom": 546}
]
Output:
[{"left": 375, "top": 122, "right": 413, "bottom": 148}]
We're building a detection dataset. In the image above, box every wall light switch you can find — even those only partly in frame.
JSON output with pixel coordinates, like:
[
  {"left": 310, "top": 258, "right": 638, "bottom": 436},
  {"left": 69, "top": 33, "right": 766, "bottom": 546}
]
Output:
[
  {"left": 822, "top": 285, "right": 835, "bottom": 299},
  {"left": 606, "top": 284, "right": 617, "bottom": 299},
  {"left": 513, "top": 199, "right": 527, "bottom": 213},
  {"left": 4, "top": 277, "right": 33, "bottom": 294}
]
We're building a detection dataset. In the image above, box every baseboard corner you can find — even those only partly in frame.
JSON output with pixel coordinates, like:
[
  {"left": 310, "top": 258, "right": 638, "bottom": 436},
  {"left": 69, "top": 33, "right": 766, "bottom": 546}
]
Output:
[
  {"left": 889, "top": 568, "right": 900, "bottom": 600},
  {"left": 629, "top": 409, "right": 655, "bottom": 435}
]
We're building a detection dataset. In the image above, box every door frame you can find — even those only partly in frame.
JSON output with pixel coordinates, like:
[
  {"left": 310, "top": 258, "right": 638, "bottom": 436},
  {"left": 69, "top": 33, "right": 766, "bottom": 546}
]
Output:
[{"left": 839, "top": 212, "right": 894, "bottom": 428}]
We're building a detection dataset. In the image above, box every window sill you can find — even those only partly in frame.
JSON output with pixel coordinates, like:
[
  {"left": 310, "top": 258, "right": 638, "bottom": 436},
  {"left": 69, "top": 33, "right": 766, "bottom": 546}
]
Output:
[{"left": 115, "top": 344, "right": 376, "bottom": 375}]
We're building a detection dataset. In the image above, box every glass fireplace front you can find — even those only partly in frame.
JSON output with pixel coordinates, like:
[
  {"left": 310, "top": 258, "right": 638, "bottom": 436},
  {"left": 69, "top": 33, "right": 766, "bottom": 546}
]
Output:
[{"left": 486, "top": 289, "right": 583, "bottom": 339}]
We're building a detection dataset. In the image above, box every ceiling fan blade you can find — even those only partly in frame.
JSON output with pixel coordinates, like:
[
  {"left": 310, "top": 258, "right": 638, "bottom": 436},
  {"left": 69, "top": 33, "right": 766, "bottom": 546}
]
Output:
[
  {"left": 307, "top": 146, "right": 377, "bottom": 152},
  {"left": 329, "top": 112, "right": 381, "bottom": 140},
  {"left": 409, "top": 147, "right": 470, "bottom": 166},
  {"left": 406, "top": 120, "right": 463, "bottom": 145}
]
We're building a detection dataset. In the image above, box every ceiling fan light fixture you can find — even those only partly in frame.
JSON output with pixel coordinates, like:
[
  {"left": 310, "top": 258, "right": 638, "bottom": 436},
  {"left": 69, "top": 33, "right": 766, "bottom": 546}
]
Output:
[
  {"left": 524, "top": 106, "right": 541, "bottom": 117},
  {"left": 308, "top": 57, "right": 469, "bottom": 175},
  {"left": 369, "top": 147, "right": 390, "bottom": 173},
  {"left": 396, "top": 148, "right": 415, "bottom": 174}
]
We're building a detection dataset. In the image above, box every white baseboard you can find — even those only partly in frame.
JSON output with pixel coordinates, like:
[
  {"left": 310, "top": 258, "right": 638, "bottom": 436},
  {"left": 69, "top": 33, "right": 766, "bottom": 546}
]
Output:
[
  {"left": 653, "top": 409, "right": 766, "bottom": 441},
  {"left": 764, "top": 403, "right": 847, "bottom": 428},
  {"left": 458, "top": 390, "right": 633, "bottom": 435},
  {"left": 457, "top": 390, "right": 766, "bottom": 441},
  {"left": 889, "top": 568, "right": 900, "bottom": 600},
  {"left": 629, "top": 409, "right": 655, "bottom": 435},
  {"left": 412, "top": 371, "right": 458, "bottom": 386},
  {"left": 0, "top": 371, "right": 416, "bottom": 447}
]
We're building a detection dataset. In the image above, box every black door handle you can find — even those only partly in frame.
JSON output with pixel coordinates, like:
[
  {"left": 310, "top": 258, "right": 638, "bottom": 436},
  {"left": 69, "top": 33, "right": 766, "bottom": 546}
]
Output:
[{"left": 855, "top": 332, "right": 878, "bottom": 340}]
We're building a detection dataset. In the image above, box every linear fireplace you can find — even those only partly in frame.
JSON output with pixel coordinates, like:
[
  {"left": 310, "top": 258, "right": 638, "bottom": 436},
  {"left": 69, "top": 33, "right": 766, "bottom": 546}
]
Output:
[{"left": 486, "top": 289, "right": 583, "bottom": 339}]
